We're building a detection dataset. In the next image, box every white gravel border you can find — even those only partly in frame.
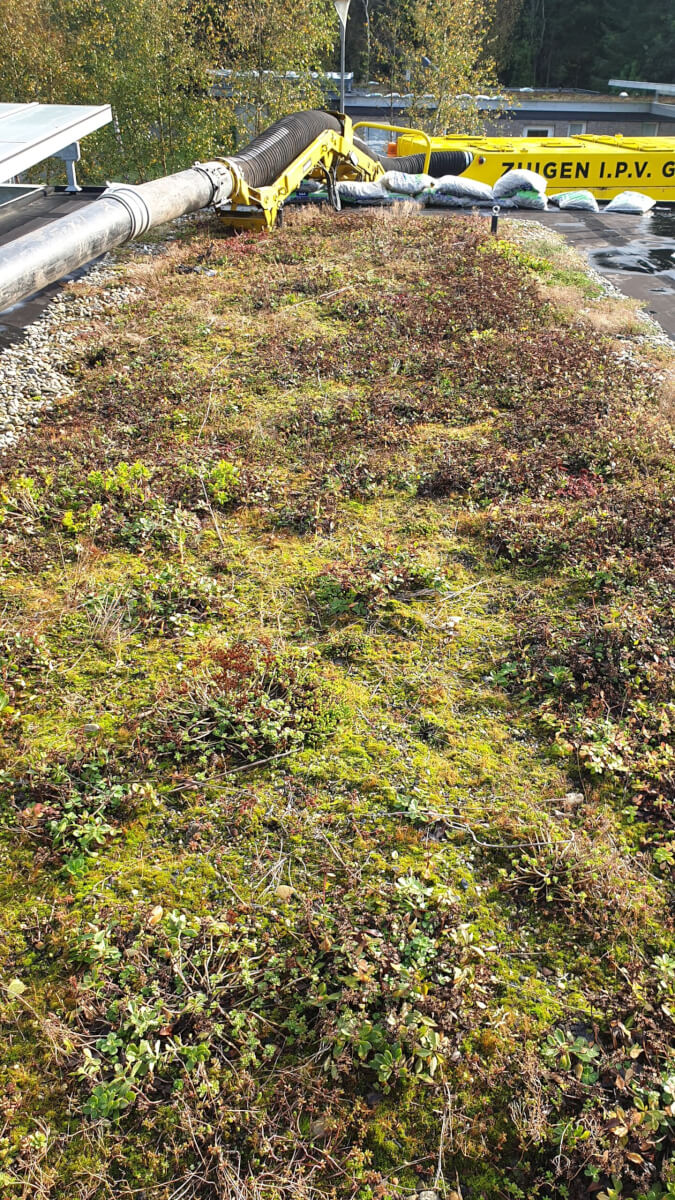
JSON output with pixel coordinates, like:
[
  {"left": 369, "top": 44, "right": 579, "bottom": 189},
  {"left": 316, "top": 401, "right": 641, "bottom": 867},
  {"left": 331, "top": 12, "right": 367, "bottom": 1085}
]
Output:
[{"left": 0, "top": 259, "right": 145, "bottom": 454}]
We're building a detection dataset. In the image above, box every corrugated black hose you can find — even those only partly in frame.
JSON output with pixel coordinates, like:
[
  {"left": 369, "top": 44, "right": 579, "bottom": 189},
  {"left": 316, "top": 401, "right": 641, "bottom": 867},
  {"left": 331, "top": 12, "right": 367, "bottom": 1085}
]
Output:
[
  {"left": 231, "top": 111, "right": 343, "bottom": 188},
  {"left": 353, "top": 136, "right": 473, "bottom": 178},
  {"left": 229, "top": 111, "right": 473, "bottom": 188}
]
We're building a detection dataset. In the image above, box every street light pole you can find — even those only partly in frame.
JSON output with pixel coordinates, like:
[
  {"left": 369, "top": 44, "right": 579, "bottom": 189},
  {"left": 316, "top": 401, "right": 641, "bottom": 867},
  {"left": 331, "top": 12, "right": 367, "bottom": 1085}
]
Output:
[{"left": 332, "top": 0, "right": 351, "bottom": 114}]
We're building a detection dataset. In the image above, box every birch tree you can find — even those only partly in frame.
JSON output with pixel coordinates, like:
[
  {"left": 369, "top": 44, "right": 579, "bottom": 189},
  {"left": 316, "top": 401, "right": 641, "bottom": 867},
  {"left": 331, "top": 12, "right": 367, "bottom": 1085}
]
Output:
[
  {"left": 55, "top": 0, "right": 225, "bottom": 179},
  {"left": 211, "top": 0, "right": 335, "bottom": 143},
  {"left": 373, "top": 0, "right": 497, "bottom": 134},
  {"left": 0, "top": 0, "right": 68, "bottom": 105}
]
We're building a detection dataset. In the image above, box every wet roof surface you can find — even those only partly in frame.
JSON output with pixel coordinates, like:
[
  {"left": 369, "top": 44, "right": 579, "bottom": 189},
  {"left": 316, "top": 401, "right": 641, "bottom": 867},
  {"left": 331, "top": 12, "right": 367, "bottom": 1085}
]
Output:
[{"left": 505, "top": 207, "right": 675, "bottom": 339}]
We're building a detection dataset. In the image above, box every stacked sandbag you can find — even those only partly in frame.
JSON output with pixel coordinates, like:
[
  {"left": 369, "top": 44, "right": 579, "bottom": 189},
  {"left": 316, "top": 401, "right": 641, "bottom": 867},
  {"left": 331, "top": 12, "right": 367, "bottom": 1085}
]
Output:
[
  {"left": 339, "top": 166, "right": 549, "bottom": 211},
  {"left": 337, "top": 177, "right": 429, "bottom": 206},
  {"left": 514, "top": 190, "right": 548, "bottom": 210},
  {"left": 380, "top": 171, "right": 433, "bottom": 196},
  {"left": 425, "top": 169, "right": 549, "bottom": 211},
  {"left": 337, "top": 180, "right": 396, "bottom": 205},
  {"left": 493, "top": 168, "right": 547, "bottom": 198},
  {"left": 604, "top": 191, "right": 656, "bottom": 214},
  {"left": 493, "top": 168, "right": 548, "bottom": 210},
  {"left": 488, "top": 196, "right": 518, "bottom": 209},
  {"left": 424, "top": 174, "right": 494, "bottom": 206}
]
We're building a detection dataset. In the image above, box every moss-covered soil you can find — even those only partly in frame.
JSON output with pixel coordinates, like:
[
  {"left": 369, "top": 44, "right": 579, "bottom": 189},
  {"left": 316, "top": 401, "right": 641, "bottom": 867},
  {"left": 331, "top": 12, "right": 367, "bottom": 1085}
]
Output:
[{"left": 0, "top": 207, "right": 673, "bottom": 1200}]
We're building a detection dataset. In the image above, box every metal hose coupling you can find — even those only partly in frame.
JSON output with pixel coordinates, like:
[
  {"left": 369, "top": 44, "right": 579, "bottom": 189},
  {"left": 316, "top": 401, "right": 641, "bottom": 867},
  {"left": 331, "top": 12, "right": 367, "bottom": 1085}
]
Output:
[
  {"left": 192, "top": 161, "right": 234, "bottom": 207},
  {"left": 102, "top": 183, "right": 152, "bottom": 240}
]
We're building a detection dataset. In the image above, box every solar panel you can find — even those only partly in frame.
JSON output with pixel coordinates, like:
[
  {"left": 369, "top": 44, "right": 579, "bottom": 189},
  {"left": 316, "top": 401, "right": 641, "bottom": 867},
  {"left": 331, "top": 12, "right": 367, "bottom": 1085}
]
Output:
[{"left": 0, "top": 102, "right": 112, "bottom": 184}]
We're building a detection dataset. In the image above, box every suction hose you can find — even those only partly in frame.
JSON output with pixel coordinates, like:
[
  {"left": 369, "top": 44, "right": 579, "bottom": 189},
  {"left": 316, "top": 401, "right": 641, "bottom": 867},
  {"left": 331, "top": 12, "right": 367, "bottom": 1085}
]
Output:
[
  {"left": 354, "top": 137, "right": 473, "bottom": 177},
  {"left": 227, "top": 111, "right": 473, "bottom": 186},
  {"left": 232, "top": 110, "right": 343, "bottom": 187}
]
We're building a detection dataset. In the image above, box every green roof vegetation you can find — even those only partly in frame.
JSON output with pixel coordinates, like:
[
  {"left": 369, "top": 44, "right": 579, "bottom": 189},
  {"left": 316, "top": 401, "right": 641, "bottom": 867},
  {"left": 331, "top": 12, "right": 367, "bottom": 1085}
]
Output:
[{"left": 0, "top": 208, "right": 673, "bottom": 1199}]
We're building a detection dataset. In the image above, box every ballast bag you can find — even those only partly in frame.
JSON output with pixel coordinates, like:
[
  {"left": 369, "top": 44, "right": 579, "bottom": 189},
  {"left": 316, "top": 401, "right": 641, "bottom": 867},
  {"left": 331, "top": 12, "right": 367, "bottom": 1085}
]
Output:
[
  {"left": 513, "top": 188, "right": 547, "bottom": 210},
  {"left": 493, "top": 168, "right": 547, "bottom": 199},
  {"left": 428, "top": 174, "right": 494, "bottom": 202},
  {"left": 604, "top": 190, "right": 656, "bottom": 214},
  {"left": 337, "top": 180, "right": 394, "bottom": 205},
  {"left": 424, "top": 192, "right": 473, "bottom": 208},
  {"left": 487, "top": 196, "right": 517, "bottom": 209},
  {"left": 550, "top": 190, "right": 599, "bottom": 211},
  {"left": 381, "top": 170, "right": 433, "bottom": 195}
]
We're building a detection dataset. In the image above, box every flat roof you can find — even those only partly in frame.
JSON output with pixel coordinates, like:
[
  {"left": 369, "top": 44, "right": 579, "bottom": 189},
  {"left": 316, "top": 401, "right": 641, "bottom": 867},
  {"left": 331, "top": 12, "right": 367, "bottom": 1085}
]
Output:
[
  {"left": 0, "top": 103, "right": 112, "bottom": 182},
  {"left": 345, "top": 87, "right": 675, "bottom": 116}
]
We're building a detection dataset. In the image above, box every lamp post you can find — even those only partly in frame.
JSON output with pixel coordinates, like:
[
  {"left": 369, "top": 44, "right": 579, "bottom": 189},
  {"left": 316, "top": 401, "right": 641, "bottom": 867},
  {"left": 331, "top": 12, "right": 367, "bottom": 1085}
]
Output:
[{"left": 333, "top": 0, "right": 351, "bottom": 114}]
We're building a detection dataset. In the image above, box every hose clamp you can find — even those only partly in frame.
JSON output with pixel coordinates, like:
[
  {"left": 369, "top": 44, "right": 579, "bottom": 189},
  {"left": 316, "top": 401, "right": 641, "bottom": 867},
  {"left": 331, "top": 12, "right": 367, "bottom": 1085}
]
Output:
[
  {"left": 192, "top": 160, "right": 234, "bottom": 207},
  {"left": 103, "top": 184, "right": 152, "bottom": 241}
]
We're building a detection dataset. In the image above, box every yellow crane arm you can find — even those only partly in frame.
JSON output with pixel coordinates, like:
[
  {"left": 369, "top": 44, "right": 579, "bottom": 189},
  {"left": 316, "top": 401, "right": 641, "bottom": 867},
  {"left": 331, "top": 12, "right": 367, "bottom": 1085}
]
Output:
[{"left": 217, "top": 115, "right": 386, "bottom": 230}]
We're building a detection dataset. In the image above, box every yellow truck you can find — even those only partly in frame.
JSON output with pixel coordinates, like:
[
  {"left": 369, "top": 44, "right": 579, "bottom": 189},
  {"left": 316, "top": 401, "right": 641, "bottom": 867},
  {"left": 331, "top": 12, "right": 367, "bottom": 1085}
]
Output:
[{"left": 396, "top": 133, "right": 675, "bottom": 202}]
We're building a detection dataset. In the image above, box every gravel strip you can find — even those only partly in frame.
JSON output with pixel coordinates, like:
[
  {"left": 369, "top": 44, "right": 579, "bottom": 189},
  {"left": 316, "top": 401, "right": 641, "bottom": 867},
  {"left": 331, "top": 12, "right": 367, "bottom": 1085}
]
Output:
[{"left": 0, "top": 258, "right": 146, "bottom": 455}]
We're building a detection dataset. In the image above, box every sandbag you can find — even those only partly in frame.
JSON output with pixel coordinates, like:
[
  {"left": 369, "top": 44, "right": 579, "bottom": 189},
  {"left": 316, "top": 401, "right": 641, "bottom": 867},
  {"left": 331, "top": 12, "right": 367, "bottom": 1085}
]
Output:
[
  {"left": 549, "top": 190, "right": 599, "bottom": 211},
  {"left": 424, "top": 192, "right": 473, "bottom": 208},
  {"left": 337, "top": 180, "right": 395, "bottom": 205},
  {"left": 484, "top": 196, "right": 517, "bottom": 210},
  {"left": 512, "top": 188, "right": 547, "bottom": 210},
  {"left": 604, "top": 190, "right": 656, "bottom": 214},
  {"left": 493, "top": 168, "right": 547, "bottom": 199},
  {"left": 381, "top": 170, "right": 433, "bottom": 196},
  {"left": 427, "top": 174, "right": 494, "bottom": 202},
  {"left": 425, "top": 195, "right": 517, "bottom": 210}
]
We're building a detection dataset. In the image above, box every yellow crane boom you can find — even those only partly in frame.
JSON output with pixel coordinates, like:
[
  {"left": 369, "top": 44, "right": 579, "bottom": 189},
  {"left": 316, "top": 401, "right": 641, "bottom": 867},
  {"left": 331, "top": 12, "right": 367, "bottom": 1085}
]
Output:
[{"left": 217, "top": 115, "right": 386, "bottom": 230}]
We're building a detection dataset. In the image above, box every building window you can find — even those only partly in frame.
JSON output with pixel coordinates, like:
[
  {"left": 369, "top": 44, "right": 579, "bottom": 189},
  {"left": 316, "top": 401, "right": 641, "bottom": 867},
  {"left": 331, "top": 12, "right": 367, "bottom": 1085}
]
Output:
[
  {"left": 523, "top": 125, "right": 554, "bottom": 137},
  {"left": 642, "top": 121, "right": 659, "bottom": 135},
  {"left": 568, "top": 121, "right": 586, "bottom": 135}
]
